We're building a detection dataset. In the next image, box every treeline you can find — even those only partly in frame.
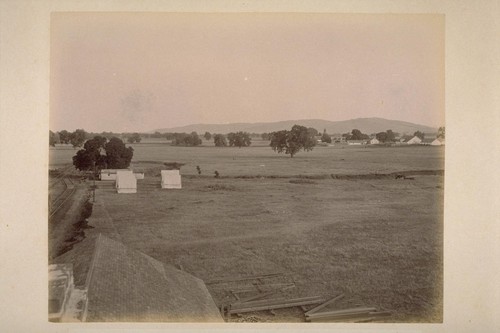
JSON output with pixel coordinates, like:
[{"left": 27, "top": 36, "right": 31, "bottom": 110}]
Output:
[
  {"left": 162, "top": 131, "right": 252, "bottom": 147},
  {"left": 49, "top": 129, "right": 143, "bottom": 147},
  {"left": 339, "top": 127, "right": 445, "bottom": 143},
  {"left": 50, "top": 126, "right": 445, "bottom": 148},
  {"left": 149, "top": 131, "right": 263, "bottom": 140},
  {"left": 49, "top": 129, "right": 87, "bottom": 148}
]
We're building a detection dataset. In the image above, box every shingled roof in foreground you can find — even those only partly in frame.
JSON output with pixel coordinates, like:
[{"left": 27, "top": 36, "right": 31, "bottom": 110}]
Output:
[{"left": 83, "top": 234, "right": 223, "bottom": 322}]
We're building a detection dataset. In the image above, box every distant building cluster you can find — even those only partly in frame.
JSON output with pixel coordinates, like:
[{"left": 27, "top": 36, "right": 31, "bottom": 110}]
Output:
[{"left": 319, "top": 134, "right": 445, "bottom": 146}]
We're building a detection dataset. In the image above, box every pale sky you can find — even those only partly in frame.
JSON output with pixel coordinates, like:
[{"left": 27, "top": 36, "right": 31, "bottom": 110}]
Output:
[{"left": 50, "top": 13, "right": 444, "bottom": 133}]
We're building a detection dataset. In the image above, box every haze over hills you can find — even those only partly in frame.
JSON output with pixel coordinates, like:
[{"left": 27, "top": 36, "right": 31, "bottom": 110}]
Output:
[{"left": 154, "top": 118, "right": 438, "bottom": 136}]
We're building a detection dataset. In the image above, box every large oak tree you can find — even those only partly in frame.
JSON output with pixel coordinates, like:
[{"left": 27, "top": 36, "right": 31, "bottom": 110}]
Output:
[
  {"left": 73, "top": 136, "right": 133, "bottom": 172},
  {"left": 269, "top": 125, "right": 316, "bottom": 158}
]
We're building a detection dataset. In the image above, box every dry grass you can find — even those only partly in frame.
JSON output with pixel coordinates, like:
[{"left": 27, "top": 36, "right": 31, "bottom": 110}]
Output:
[
  {"left": 50, "top": 143, "right": 444, "bottom": 176},
  {"left": 81, "top": 174, "right": 443, "bottom": 322},
  {"left": 50, "top": 144, "right": 444, "bottom": 322}
]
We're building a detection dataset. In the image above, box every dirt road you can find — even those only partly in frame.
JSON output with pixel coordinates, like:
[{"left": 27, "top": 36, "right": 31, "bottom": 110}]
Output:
[{"left": 48, "top": 179, "right": 91, "bottom": 260}]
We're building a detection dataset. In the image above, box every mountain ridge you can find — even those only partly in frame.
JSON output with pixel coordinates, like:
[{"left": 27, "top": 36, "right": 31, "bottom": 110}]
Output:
[{"left": 154, "top": 117, "right": 438, "bottom": 135}]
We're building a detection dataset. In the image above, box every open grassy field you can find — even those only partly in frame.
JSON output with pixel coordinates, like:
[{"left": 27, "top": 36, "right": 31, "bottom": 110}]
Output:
[
  {"left": 49, "top": 143, "right": 444, "bottom": 322},
  {"left": 50, "top": 140, "right": 444, "bottom": 176}
]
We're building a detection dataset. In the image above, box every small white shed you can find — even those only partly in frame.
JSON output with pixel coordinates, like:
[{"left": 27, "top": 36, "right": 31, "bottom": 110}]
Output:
[
  {"left": 369, "top": 138, "right": 380, "bottom": 145},
  {"left": 116, "top": 170, "right": 137, "bottom": 193},
  {"left": 161, "top": 170, "right": 182, "bottom": 189}
]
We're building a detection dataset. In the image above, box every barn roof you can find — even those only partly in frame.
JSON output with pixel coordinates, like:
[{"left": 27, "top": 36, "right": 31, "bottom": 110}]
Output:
[
  {"left": 84, "top": 234, "right": 222, "bottom": 322},
  {"left": 54, "top": 234, "right": 222, "bottom": 322}
]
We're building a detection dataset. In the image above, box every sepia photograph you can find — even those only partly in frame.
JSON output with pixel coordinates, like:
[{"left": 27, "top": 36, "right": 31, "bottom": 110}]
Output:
[
  {"left": 47, "top": 12, "right": 446, "bottom": 323},
  {"left": 1, "top": 0, "right": 499, "bottom": 332}
]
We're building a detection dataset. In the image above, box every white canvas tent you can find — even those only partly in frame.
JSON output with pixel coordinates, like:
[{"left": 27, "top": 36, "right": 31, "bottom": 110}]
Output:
[
  {"left": 407, "top": 136, "right": 422, "bottom": 145},
  {"left": 116, "top": 170, "right": 137, "bottom": 193},
  {"left": 161, "top": 170, "right": 182, "bottom": 189}
]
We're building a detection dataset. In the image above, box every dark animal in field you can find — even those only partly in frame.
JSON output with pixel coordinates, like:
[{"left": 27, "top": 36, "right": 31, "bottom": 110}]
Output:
[
  {"left": 395, "top": 174, "right": 415, "bottom": 180},
  {"left": 163, "top": 162, "right": 185, "bottom": 170}
]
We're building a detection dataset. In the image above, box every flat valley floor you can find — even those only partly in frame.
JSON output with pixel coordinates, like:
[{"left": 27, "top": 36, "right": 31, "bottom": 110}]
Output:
[{"left": 49, "top": 143, "right": 444, "bottom": 322}]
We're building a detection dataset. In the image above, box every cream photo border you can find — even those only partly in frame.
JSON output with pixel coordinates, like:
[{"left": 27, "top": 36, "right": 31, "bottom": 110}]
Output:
[{"left": 0, "top": 0, "right": 498, "bottom": 332}]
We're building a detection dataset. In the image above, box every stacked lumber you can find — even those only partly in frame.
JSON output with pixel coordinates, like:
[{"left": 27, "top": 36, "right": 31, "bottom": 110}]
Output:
[
  {"left": 228, "top": 295, "right": 325, "bottom": 315},
  {"left": 304, "top": 294, "right": 391, "bottom": 323},
  {"left": 209, "top": 273, "right": 391, "bottom": 322},
  {"left": 208, "top": 272, "right": 300, "bottom": 319}
]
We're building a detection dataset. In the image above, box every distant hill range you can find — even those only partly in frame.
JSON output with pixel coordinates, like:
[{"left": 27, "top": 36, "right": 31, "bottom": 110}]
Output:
[{"left": 154, "top": 117, "right": 437, "bottom": 135}]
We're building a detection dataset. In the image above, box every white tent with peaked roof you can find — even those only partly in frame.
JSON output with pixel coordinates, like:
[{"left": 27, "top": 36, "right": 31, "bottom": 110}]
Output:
[
  {"left": 161, "top": 170, "right": 182, "bottom": 189},
  {"left": 116, "top": 170, "right": 136, "bottom": 193}
]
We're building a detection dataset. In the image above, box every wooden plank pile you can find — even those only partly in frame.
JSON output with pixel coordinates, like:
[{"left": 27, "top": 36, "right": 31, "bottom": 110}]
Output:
[
  {"left": 207, "top": 273, "right": 391, "bottom": 322},
  {"left": 207, "top": 272, "right": 319, "bottom": 319},
  {"left": 228, "top": 295, "right": 326, "bottom": 315},
  {"left": 303, "top": 294, "right": 391, "bottom": 323}
]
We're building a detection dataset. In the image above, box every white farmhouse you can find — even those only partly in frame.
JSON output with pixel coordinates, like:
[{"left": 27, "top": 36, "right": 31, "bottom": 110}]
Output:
[{"left": 369, "top": 138, "right": 380, "bottom": 145}]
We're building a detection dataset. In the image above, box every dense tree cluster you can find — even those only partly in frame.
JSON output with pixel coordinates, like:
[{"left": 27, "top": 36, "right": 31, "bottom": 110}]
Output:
[
  {"left": 321, "top": 129, "right": 332, "bottom": 143},
  {"left": 49, "top": 130, "right": 58, "bottom": 147},
  {"left": 227, "top": 132, "right": 252, "bottom": 148},
  {"left": 342, "top": 129, "right": 369, "bottom": 141},
  {"left": 269, "top": 125, "right": 316, "bottom": 158},
  {"left": 126, "top": 133, "right": 142, "bottom": 143},
  {"left": 376, "top": 129, "right": 397, "bottom": 143},
  {"left": 72, "top": 136, "right": 133, "bottom": 172},
  {"left": 49, "top": 129, "right": 89, "bottom": 148},
  {"left": 171, "top": 132, "right": 202, "bottom": 146},
  {"left": 306, "top": 127, "right": 319, "bottom": 137},
  {"left": 105, "top": 137, "right": 134, "bottom": 168},
  {"left": 204, "top": 132, "right": 212, "bottom": 141},
  {"left": 413, "top": 131, "right": 425, "bottom": 140},
  {"left": 58, "top": 130, "right": 72, "bottom": 145},
  {"left": 213, "top": 134, "right": 227, "bottom": 146},
  {"left": 70, "top": 129, "right": 87, "bottom": 148},
  {"left": 437, "top": 126, "right": 445, "bottom": 139}
]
